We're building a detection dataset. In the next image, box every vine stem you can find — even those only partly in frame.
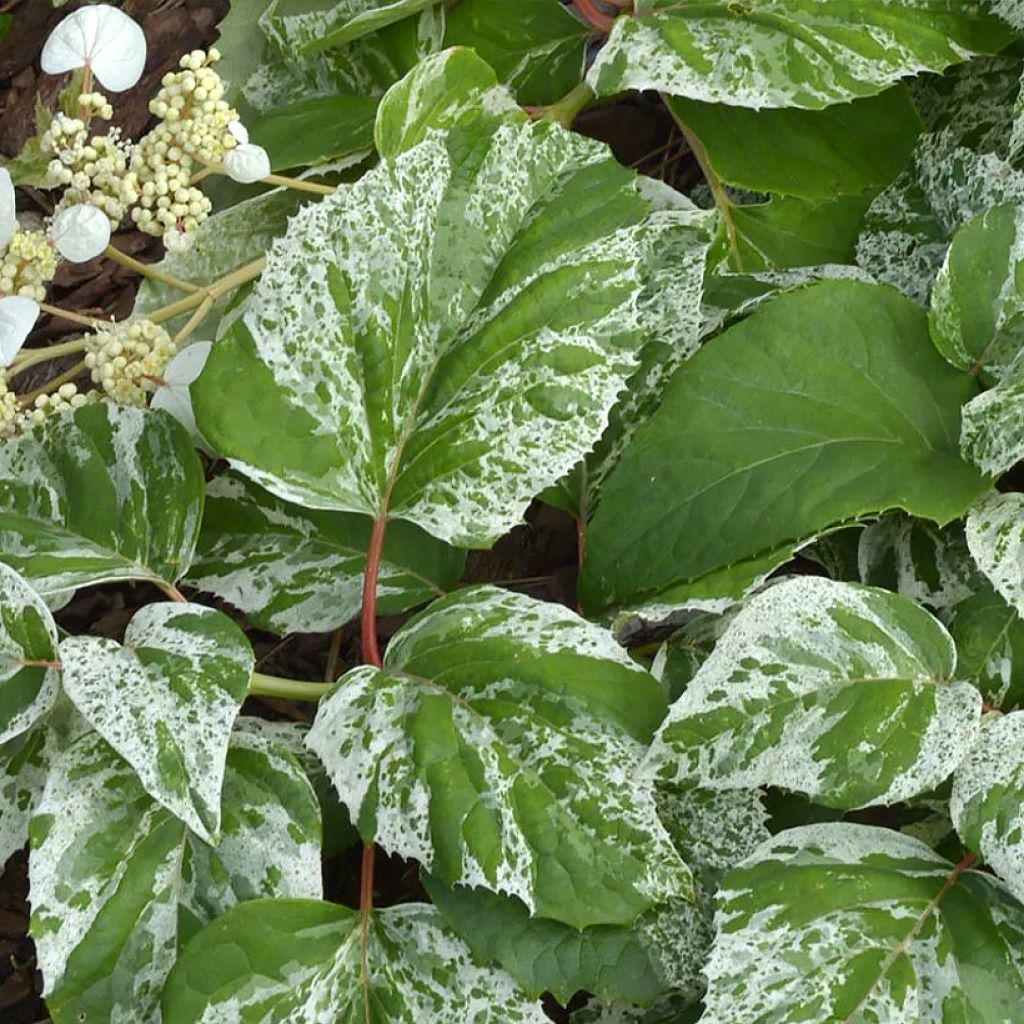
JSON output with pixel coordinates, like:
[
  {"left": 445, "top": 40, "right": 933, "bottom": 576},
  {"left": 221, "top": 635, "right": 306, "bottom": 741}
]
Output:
[
  {"left": 103, "top": 245, "right": 200, "bottom": 293},
  {"left": 8, "top": 337, "right": 88, "bottom": 378},
  {"left": 573, "top": 0, "right": 616, "bottom": 31},
  {"left": 18, "top": 360, "right": 86, "bottom": 407},
  {"left": 663, "top": 99, "right": 743, "bottom": 271},
  {"left": 262, "top": 173, "right": 336, "bottom": 196},
  {"left": 37, "top": 302, "right": 104, "bottom": 329},
  {"left": 359, "top": 513, "right": 388, "bottom": 1023},
  {"left": 248, "top": 672, "right": 332, "bottom": 702}
]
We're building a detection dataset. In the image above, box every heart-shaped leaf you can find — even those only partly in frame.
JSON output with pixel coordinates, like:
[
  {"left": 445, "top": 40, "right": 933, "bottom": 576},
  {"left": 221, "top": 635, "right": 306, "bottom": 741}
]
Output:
[
  {"left": 192, "top": 114, "right": 711, "bottom": 547},
  {"left": 59, "top": 603, "right": 253, "bottom": 842},
  {"left": 186, "top": 473, "right": 465, "bottom": 636},
  {"left": 30, "top": 727, "right": 321, "bottom": 1024},
  {"left": 0, "top": 404, "right": 204, "bottom": 597},
  {"left": 966, "top": 491, "right": 1024, "bottom": 619},
  {"left": 162, "top": 898, "right": 547, "bottom": 1024},
  {"left": 701, "top": 823, "right": 1024, "bottom": 1023},
  {"left": 588, "top": 1, "right": 1010, "bottom": 108},
  {"left": 0, "top": 563, "right": 60, "bottom": 745},
  {"left": 307, "top": 585, "right": 688, "bottom": 929},
  {"left": 646, "top": 576, "right": 982, "bottom": 808}
]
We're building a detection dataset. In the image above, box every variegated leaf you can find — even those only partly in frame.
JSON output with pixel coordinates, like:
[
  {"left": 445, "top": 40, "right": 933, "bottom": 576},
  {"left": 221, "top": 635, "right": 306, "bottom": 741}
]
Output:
[
  {"left": 966, "top": 491, "right": 1024, "bottom": 620},
  {"left": 0, "top": 562, "right": 59, "bottom": 745},
  {"left": 949, "top": 585, "right": 1024, "bottom": 710},
  {"left": 307, "top": 585, "right": 689, "bottom": 929},
  {"left": 186, "top": 473, "right": 465, "bottom": 636},
  {"left": 59, "top": 603, "right": 254, "bottom": 842},
  {"left": 192, "top": 115, "right": 711, "bottom": 547},
  {"left": 302, "top": 0, "right": 444, "bottom": 52},
  {"left": 30, "top": 729, "right": 321, "bottom": 1024},
  {"left": 587, "top": 1, "right": 1009, "bottom": 109},
  {"left": 702, "top": 822, "right": 1024, "bottom": 1023},
  {"left": 162, "top": 898, "right": 547, "bottom": 1024},
  {"left": 646, "top": 576, "right": 981, "bottom": 808},
  {"left": 0, "top": 700, "right": 87, "bottom": 865},
  {"left": 951, "top": 712, "right": 1024, "bottom": 903},
  {"left": 0, "top": 404, "right": 204, "bottom": 597}
]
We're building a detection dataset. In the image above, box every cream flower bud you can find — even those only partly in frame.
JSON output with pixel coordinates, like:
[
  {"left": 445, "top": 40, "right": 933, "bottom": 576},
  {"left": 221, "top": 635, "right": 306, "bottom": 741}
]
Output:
[{"left": 223, "top": 143, "right": 270, "bottom": 184}]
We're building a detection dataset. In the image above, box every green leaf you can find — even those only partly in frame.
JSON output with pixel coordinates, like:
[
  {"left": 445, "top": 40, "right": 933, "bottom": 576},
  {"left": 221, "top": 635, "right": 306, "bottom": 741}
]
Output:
[
  {"left": 0, "top": 405, "right": 205, "bottom": 597},
  {"left": 587, "top": 0, "right": 1010, "bottom": 108},
  {"left": 307, "top": 585, "right": 688, "bottom": 928},
  {"left": 193, "top": 117, "right": 710, "bottom": 547},
  {"left": 667, "top": 88, "right": 922, "bottom": 200},
  {"left": 443, "top": 0, "right": 588, "bottom": 106},
  {"left": 303, "top": 0, "right": 444, "bottom": 53},
  {"left": 949, "top": 585, "right": 1024, "bottom": 710},
  {"left": 422, "top": 876, "right": 668, "bottom": 1006},
  {"left": 929, "top": 202, "right": 1024, "bottom": 376},
  {"left": 29, "top": 728, "right": 321, "bottom": 1024},
  {"left": 967, "top": 491, "right": 1024, "bottom": 614},
  {"left": 728, "top": 193, "right": 872, "bottom": 271},
  {"left": 579, "top": 280, "right": 988, "bottom": 615},
  {"left": 247, "top": 94, "right": 377, "bottom": 171},
  {"left": 952, "top": 712, "right": 1024, "bottom": 903},
  {"left": 186, "top": 473, "right": 465, "bottom": 636},
  {"left": 961, "top": 347, "right": 1024, "bottom": 476},
  {"left": 58, "top": 603, "right": 254, "bottom": 842},
  {"left": 702, "top": 822, "right": 1024, "bottom": 1024},
  {"left": 374, "top": 46, "right": 521, "bottom": 159},
  {"left": 647, "top": 576, "right": 981, "bottom": 808},
  {"left": 0, "top": 564, "right": 60, "bottom": 745},
  {"left": 162, "top": 898, "right": 546, "bottom": 1023},
  {"left": 0, "top": 701, "right": 87, "bottom": 865}
]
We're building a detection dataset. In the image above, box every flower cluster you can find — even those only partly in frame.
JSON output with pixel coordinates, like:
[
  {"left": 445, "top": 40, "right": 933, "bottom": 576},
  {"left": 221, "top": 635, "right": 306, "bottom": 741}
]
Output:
[
  {"left": 130, "top": 49, "right": 238, "bottom": 240},
  {"left": 84, "top": 319, "right": 178, "bottom": 406},
  {"left": 0, "top": 230, "right": 57, "bottom": 302},
  {"left": 0, "top": 372, "right": 93, "bottom": 438},
  {"left": 41, "top": 107, "right": 139, "bottom": 227}
]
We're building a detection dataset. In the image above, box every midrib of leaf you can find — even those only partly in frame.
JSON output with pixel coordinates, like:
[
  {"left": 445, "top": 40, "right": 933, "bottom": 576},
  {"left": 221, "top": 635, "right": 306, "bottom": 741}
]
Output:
[{"left": 840, "top": 853, "right": 977, "bottom": 1024}]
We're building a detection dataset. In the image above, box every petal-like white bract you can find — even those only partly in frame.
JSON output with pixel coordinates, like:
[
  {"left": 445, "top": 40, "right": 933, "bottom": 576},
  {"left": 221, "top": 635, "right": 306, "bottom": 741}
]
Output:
[
  {"left": 151, "top": 341, "right": 213, "bottom": 439},
  {"left": 40, "top": 4, "right": 146, "bottom": 93},
  {"left": 50, "top": 204, "right": 111, "bottom": 264},
  {"left": 227, "top": 120, "right": 249, "bottom": 145},
  {"left": 223, "top": 144, "right": 270, "bottom": 185},
  {"left": 0, "top": 168, "right": 15, "bottom": 253},
  {"left": 0, "top": 296, "right": 39, "bottom": 366}
]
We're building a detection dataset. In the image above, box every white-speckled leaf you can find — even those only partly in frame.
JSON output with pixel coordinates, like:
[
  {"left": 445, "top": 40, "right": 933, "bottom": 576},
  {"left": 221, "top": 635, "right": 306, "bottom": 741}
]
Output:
[
  {"left": 930, "top": 202, "right": 1024, "bottom": 376},
  {"left": 587, "top": 1, "right": 1009, "bottom": 109},
  {"left": 949, "top": 584, "right": 1024, "bottom": 710},
  {"left": 988, "top": 0, "right": 1024, "bottom": 27},
  {"left": 647, "top": 576, "right": 982, "bottom": 808},
  {"left": 856, "top": 513, "right": 979, "bottom": 612},
  {"left": 30, "top": 728, "right": 322, "bottom": 1024},
  {"left": 0, "top": 700, "right": 87, "bottom": 865},
  {"left": 162, "top": 898, "right": 548, "bottom": 1024},
  {"left": 185, "top": 473, "right": 464, "bottom": 636},
  {"left": 59, "top": 603, "right": 254, "bottom": 842},
  {"left": 0, "top": 404, "right": 204, "bottom": 597},
  {"left": 966, "top": 491, "right": 1024, "bottom": 619},
  {"left": 961, "top": 346, "right": 1024, "bottom": 477},
  {"left": 857, "top": 133, "right": 1024, "bottom": 306},
  {"left": 307, "top": 585, "right": 688, "bottom": 929},
  {"left": 192, "top": 117, "right": 711, "bottom": 546},
  {"left": 0, "top": 563, "right": 59, "bottom": 745},
  {"left": 951, "top": 712, "right": 1024, "bottom": 903},
  {"left": 702, "top": 822, "right": 1024, "bottom": 1024}
]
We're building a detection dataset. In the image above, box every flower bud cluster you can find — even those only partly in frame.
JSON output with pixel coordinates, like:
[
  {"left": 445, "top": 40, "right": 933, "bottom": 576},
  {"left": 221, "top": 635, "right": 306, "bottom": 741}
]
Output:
[
  {"left": 130, "top": 49, "right": 236, "bottom": 238},
  {"left": 0, "top": 372, "right": 93, "bottom": 438},
  {"left": 84, "top": 319, "right": 178, "bottom": 406},
  {"left": 41, "top": 107, "right": 138, "bottom": 226},
  {"left": 0, "top": 230, "right": 57, "bottom": 302}
]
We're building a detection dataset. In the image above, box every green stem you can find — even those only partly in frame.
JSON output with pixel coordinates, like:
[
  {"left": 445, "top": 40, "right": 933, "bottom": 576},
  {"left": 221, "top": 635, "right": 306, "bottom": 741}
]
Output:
[
  {"left": 103, "top": 245, "right": 200, "bottom": 293},
  {"left": 538, "top": 81, "right": 596, "bottom": 130},
  {"left": 249, "top": 672, "right": 332, "bottom": 702},
  {"left": 262, "top": 172, "right": 336, "bottom": 196},
  {"left": 37, "top": 301, "right": 104, "bottom": 329},
  {"left": 18, "top": 360, "right": 86, "bottom": 406},
  {"left": 8, "top": 337, "right": 89, "bottom": 379}
]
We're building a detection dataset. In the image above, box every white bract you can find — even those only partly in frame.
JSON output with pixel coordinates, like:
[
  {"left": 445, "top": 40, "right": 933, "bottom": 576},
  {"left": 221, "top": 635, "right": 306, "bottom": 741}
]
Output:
[
  {"left": 223, "top": 143, "right": 270, "bottom": 184},
  {"left": 0, "top": 296, "right": 39, "bottom": 366},
  {"left": 150, "top": 340, "right": 212, "bottom": 439},
  {"left": 227, "top": 120, "right": 249, "bottom": 145},
  {"left": 40, "top": 4, "right": 146, "bottom": 93},
  {"left": 49, "top": 204, "right": 111, "bottom": 264}
]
